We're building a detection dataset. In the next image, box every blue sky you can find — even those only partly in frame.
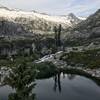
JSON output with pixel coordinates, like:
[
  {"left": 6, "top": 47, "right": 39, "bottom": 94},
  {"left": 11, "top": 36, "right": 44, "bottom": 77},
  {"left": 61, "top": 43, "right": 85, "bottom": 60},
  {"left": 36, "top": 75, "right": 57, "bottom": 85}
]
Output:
[{"left": 0, "top": 0, "right": 100, "bottom": 17}]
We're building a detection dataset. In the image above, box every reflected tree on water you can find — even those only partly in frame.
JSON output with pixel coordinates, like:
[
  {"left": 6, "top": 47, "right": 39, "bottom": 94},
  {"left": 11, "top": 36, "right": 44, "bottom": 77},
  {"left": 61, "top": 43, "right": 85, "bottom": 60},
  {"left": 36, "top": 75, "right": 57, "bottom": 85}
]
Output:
[
  {"left": 53, "top": 72, "right": 76, "bottom": 93},
  {"left": 67, "top": 74, "right": 76, "bottom": 80},
  {"left": 53, "top": 72, "right": 61, "bottom": 93},
  {"left": 5, "top": 62, "right": 37, "bottom": 100}
]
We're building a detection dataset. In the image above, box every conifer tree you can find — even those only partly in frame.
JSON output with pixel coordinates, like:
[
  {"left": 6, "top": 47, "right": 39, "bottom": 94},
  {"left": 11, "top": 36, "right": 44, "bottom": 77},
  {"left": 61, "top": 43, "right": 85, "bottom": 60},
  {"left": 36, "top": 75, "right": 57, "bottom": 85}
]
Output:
[
  {"left": 54, "top": 26, "right": 58, "bottom": 47},
  {"left": 58, "top": 24, "right": 62, "bottom": 47}
]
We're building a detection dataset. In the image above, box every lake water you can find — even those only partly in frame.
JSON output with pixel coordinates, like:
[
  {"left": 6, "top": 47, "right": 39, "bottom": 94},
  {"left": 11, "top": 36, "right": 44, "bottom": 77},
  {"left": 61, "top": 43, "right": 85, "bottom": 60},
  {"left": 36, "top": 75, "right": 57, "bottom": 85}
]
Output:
[{"left": 0, "top": 73, "right": 100, "bottom": 100}]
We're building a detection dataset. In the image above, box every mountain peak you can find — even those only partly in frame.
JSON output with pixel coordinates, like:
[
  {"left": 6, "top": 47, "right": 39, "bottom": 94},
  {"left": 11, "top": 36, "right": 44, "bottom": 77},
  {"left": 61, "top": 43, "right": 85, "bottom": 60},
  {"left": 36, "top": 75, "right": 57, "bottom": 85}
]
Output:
[
  {"left": 68, "top": 13, "right": 76, "bottom": 17},
  {"left": 0, "top": 6, "right": 83, "bottom": 35}
]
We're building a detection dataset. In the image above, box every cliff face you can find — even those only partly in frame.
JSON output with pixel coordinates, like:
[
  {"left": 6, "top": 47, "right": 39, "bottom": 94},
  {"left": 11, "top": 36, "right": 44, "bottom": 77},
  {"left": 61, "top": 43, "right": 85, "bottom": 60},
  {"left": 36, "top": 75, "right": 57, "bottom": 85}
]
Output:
[
  {"left": 0, "top": 7, "right": 82, "bottom": 56},
  {"left": 0, "top": 7, "right": 81, "bottom": 36},
  {"left": 0, "top": 37, "right": 57, "bottom": 57},
  {"left": 64, "top": 9, "right": 100, "bottom": 40},
  {"left": 0, "top": 39, "right": 36, "bottom": 57},
  {"left": 0, "top": 7, "right": 100, "bottom": 56}
]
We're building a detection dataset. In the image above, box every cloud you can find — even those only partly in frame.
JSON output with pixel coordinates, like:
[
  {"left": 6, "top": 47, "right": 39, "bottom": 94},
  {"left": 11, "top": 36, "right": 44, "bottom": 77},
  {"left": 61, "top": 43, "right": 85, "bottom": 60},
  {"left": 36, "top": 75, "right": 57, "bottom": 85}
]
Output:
[
  {"left": 64, "top": 0, "right": 100, "bottom": 16},
  {"left": 0, "top": 0, "right": 100, "bottom": 17}
]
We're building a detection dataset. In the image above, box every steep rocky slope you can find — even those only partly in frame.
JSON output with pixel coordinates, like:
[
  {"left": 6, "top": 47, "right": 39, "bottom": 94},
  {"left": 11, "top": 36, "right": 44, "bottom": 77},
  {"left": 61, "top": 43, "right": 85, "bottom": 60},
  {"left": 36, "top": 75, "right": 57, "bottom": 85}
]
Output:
[
  {"left": 0, "top": 6, "right": 81, "bottom": 36},
  {"left": 64, "top": 9, "right": 100, "bottom": 40}
]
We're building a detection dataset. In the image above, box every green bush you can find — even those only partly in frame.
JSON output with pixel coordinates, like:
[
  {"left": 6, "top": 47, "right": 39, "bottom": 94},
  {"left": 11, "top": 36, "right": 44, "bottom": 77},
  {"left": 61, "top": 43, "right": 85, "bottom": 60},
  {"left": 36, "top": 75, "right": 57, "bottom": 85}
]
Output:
[
  {"left": 34, "top": 62, "right": 57, "bottom": 79},
  {"left": 61, "top": 49, "right": 100, "bottom": 69}
]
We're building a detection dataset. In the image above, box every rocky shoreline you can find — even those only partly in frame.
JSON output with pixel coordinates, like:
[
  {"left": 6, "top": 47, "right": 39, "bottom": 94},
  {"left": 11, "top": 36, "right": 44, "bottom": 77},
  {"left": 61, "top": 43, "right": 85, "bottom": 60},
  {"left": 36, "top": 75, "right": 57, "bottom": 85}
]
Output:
[
  {"left": 0, "top": 50, "right": 100, "bottom": 86},
  {"left": 35, "top": 51, "right": 100, "bottom": 80},
  {"left": 63, "top": 66, "right": 100, "bottom": 80},
  {"left": 0, "top": 65, "right": 100, "bottom": 86}
]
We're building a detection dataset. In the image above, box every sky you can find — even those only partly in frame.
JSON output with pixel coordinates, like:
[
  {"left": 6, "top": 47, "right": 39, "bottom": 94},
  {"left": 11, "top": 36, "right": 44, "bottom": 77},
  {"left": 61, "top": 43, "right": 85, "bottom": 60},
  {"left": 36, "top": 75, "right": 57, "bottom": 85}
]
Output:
[{"left": 0, "top": 0, "right": 100, "bottom": 17}]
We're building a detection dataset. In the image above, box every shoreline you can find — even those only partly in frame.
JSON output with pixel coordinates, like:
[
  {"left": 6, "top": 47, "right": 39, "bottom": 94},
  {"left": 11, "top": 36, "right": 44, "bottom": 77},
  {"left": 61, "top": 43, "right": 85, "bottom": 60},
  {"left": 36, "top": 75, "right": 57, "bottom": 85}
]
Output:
[{"left": 61, "top": 66, "right": 100, "bottom": 80}]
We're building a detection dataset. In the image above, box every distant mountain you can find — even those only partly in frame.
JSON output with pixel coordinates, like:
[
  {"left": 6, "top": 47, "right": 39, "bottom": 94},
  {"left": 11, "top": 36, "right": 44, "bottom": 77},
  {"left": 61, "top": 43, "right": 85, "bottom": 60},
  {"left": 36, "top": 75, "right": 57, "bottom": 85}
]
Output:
[
  {"left": 64, "top": 9, "right": 100, "bottom": 40},
  {"left": 0, "top": 6, "right": 82, "bottom": 36}
]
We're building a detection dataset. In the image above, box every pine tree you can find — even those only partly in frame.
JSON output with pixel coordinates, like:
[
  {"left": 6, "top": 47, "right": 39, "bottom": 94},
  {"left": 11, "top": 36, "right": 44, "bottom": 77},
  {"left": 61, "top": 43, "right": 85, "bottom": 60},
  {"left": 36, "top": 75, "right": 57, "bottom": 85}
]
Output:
[
  {"left": 58, "top": 24, "right": 62, "bottom": 47},
  {"left": 54, "top": 26, "right": 58, "bottom": 47}
]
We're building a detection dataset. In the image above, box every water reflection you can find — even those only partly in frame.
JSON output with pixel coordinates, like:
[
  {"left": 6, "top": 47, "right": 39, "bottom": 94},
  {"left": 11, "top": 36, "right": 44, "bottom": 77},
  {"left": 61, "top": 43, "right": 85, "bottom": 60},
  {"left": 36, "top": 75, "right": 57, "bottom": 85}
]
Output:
[
  {"left": 53, "top": 72, "right": 76, "bottom": 93},
  {"left": 35, "top": 72, "right": 100, "bottom": 100},
  {"left": 0, "top": 64, "right": 100, "bottom": 100},
  {"left": 4, "top": 62, "right": 36, "bottom": 100},
  {"left": 53, "top": 72, "right": 61, "bottom": 93},
  {"left": 67, "top": 74, "right": 76, "bottom": 80}
]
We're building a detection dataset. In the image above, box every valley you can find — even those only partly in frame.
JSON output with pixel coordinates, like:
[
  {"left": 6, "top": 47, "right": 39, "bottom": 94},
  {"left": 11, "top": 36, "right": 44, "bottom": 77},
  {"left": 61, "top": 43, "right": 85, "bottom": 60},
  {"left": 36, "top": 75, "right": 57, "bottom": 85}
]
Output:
[{"left": 0, "top": 6, "right": 100, "bottom": 100}]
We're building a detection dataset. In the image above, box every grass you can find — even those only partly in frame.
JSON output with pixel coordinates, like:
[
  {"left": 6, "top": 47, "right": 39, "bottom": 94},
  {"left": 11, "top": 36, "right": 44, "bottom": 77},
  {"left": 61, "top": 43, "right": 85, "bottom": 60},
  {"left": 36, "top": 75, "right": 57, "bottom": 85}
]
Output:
[
  {"left": 0, "top": 53, "right": 39, "bottom": 68},
  {"left": 61, "top": 49, "right": 100, "bottom": 69}
]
